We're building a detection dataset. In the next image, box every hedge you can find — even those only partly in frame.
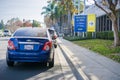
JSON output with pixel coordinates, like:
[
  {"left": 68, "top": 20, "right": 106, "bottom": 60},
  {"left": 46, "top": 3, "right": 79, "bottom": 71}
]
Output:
[
  {"left": 96, "top": 31, "right": 114, "bottom": 40},
  {"left": 63, "top": 31, "right": 120, "bottom": 41}
]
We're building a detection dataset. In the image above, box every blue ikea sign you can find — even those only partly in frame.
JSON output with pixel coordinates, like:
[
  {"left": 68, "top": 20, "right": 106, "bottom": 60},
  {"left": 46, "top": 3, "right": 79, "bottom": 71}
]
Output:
[{"left": 74, "top": 15, "right": 87, "bottom": 32}]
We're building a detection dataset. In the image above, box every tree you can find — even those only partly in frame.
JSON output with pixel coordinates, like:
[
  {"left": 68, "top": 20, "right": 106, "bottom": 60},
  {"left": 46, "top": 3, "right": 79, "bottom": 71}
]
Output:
[
  {"left": 6, "top": 18, "right": 22, "bottom": 32},
  {"left": 53, "top": 1, "right": 68, "bottom": 32},
  {"left": 14, "top": 20, "right": 23, "bottom": 27},
  {"left": 32, "top": 20, "right": 41, "bottom": 27},
  {"left": 41, "top": 1, "right": 56, "bottom": 26},
  {"left": 41, "top": 0, "right": 77, "bottom": 34},
  {"left": 93, "top": 0, "right": 120, "bottom": 47},
  {"left": 0, "top": 20, "right": 4, "bottom": 29},
  {"left": 59, "top": 0, "right": 75, "bottom": 34},
  {"left": 23, "top": 20, "right": 32, "bottom": 27}
]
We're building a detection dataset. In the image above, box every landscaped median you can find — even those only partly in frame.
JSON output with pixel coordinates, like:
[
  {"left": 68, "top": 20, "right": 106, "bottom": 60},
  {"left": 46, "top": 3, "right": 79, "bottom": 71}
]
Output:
[{"left": 65, "top": 38, "right": 120, "bottom": 63}]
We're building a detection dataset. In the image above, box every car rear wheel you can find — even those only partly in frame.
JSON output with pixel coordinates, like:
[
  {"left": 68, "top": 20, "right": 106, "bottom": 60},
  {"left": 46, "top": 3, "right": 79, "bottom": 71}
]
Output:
[
  {"left": 49, "top": 59, "right": 54, "bottom": 68},
  {"left": 54, "top": 44, "right": 57, "bottom": 48},
  {"left": 41, "top": 62, "right": 47, "bottom": 67},
  {"left": 49, "top": 53, "right": 54, "bottom": 68},
  {"left": 7, "top": 60, "right": 14, "bottom": 67}
]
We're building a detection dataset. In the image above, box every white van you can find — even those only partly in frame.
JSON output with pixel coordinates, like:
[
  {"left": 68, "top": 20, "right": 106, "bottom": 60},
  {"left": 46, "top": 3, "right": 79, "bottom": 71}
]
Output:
[{"left": 3, "top": 29, "right": 11, "bottom": 36}]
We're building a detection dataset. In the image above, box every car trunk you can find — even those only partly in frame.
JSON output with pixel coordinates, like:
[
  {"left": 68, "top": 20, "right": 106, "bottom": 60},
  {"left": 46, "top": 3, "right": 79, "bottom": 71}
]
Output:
[{"left": 14, "top": 37, "right": 48, "bottom": 52}]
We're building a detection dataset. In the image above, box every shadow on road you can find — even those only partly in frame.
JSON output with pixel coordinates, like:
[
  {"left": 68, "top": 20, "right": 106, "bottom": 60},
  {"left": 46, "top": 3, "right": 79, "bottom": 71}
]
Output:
[
  {"left": 0, "top": 59, "right": 64, "bottom": 80},
  {"left": 0, "top": 57, "right": 79, "bottom": 80},
  {"left": 0, "top": 61, "right": 49, "bottom": 80}
]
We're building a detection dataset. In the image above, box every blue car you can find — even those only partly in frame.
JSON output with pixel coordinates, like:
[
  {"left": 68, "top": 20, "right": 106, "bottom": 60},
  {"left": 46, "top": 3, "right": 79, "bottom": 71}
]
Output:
[{"left": 6, "top": 27, "right": 55, "bottom": 67}]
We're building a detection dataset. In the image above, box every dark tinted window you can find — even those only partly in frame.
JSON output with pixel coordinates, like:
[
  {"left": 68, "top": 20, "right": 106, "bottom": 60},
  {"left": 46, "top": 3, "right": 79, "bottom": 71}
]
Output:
[
  {"left": 13, "top": 28, "right": 47, "bottom": 37},
  {"left": 4, "top": 30, "right": 9, "bottom": 32},
  {"left": 48, "top": 29, "right": 55, "bottom": 35}
]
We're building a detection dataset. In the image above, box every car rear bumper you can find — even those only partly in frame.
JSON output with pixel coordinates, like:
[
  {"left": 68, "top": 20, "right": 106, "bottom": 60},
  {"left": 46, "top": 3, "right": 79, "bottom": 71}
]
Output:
[{"left": 7, "top": 51, "right": 50, "bottom": 62}]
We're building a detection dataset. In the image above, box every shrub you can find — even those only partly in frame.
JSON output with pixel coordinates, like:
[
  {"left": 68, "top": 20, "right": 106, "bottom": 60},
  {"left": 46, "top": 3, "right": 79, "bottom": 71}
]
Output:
[
  {"left": 87, "top": 32, "right": 92, "bottom": 39},
  {"left": 63, "top": 31, "right": 120, "bottom": 40},
  {"left": 96, "top": 31, "right": 114, "bottom": 40}
]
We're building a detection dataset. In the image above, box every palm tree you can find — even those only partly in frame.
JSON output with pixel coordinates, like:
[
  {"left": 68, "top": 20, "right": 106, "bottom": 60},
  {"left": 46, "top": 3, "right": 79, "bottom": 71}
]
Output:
[
  {"left": 41, "top": 0, "right": 75, "bottom": 34},
  {"left": 58, "top": 0, "right": 75, "bottom": 35},
  {"left": 41, "top": 1, "right": 56, "bottom": 26},
  {"left": 53, "top": 1, "right": 68, "bottom": 33},
  {"left": 41, "top": 0, "right": 67, "bottom": 32}
]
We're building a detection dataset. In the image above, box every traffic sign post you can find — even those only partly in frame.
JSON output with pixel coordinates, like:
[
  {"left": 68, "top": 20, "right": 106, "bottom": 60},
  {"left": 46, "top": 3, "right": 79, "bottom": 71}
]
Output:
[{"left": 74, "top": 15, "right": 87, "bottom": 32}]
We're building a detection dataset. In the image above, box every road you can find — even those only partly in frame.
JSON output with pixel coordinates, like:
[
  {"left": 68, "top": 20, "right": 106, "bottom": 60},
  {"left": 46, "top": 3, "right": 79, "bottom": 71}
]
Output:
[
  {"left": 0, "top": 37, "right": 82, "bottom": 80},
  {"left": 0, "top": 39, "right": 63, "bottom": 80}
]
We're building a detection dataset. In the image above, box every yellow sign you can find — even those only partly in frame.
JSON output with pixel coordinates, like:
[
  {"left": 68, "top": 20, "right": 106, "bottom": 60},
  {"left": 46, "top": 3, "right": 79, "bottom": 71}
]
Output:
[{"left": 87, "top": 14, "right": 96, "bottom": 32}]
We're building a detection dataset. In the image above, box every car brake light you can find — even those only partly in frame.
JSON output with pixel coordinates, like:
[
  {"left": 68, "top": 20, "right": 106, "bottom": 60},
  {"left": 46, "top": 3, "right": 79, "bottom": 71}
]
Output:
[
  {"left": 53, "top": 35, "right": 57, "bottom": 39},
  {"left": 8, "top": 40, "right": 16, "bottom": 50},
  {"left": 42, "top": 41, "right": 52, "bottom": 51}
]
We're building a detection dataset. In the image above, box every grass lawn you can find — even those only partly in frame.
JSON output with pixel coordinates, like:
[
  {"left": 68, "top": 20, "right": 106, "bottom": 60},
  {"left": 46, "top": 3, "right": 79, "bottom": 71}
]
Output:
[{"left": 72, "top": 39, "right": 120, "bottom": 63}]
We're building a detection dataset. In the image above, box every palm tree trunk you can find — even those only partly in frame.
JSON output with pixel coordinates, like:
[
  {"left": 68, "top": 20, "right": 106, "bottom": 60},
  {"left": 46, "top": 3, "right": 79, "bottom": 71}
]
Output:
[{"left": 67, "top": 10, "right": 71, "bottom": 34}]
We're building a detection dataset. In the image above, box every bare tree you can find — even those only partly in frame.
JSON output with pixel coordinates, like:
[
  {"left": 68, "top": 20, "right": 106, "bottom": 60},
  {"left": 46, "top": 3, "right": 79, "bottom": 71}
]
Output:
[{"left": 93, "top": 0, "right": 120, "bottom": 47}]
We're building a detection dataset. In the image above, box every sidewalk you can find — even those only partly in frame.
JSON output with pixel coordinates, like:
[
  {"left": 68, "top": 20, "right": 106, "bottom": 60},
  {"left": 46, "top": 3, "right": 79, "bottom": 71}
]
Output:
[{"left": 57, "top": 38, "right": 120, "bottom": 80}]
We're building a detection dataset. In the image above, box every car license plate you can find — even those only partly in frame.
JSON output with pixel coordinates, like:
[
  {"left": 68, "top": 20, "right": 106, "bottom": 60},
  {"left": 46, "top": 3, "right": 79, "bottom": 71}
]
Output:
[{"left": 24, "top": 45, "right": 33, "bottom": 50}]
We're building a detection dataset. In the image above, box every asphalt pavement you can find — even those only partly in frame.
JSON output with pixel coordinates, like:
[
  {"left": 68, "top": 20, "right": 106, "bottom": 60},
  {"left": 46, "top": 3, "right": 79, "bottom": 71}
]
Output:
[{"left": 57, "top": 38, "right": 120, "bottom": 80}]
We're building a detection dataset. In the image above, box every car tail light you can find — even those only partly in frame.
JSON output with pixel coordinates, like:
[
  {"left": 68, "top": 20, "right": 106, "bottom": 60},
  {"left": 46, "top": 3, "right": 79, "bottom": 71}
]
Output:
[
  {"left": 42, "top": 41, "right": 52, "bottom": 51},
  {"left": 53, "top": 35, "right": 57, "bottom": 39},
  {"left": 8, "top": 40, "right": 16, "bottom": 50}
]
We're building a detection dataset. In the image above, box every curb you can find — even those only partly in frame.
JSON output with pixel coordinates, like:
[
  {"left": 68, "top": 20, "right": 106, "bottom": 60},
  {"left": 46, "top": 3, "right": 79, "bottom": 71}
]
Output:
[
  {"left": 58, "top": 43, "right": 89, "bottom": 80},
  {"left": 56, "top": 46, "right": 76, "bottom": 80}
]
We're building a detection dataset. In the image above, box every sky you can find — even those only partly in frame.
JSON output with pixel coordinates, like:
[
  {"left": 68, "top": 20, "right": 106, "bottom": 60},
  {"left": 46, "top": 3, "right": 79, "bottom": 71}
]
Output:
[
  {"left": 86, "top": 0, "right": 94, "bottom": 5},
  {"left": 0, "top": 0, "right": 48, "bottom": 23},
  {"left": 0, "top": 0, "right": 94, "bottom": 24}
]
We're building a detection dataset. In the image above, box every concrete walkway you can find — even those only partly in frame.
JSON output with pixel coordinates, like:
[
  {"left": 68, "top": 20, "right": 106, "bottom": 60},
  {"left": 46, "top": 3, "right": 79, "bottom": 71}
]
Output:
[{"left": 57, "top": 38, "right": 120, "bottom": 80}]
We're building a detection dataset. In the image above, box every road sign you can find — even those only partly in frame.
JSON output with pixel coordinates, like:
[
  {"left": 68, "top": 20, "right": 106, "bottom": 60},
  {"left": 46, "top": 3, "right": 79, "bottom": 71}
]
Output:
[
  {"left": 74, "top": 15, "right": 87, "bottom": 32},
  {"left": 87, "top": 14, "right": 96, "bottom": 32}
]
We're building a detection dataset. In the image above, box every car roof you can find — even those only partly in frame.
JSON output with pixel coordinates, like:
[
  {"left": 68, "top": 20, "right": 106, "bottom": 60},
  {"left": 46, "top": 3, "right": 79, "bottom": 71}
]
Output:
[
  {"left": 16, "top": 27, "right": 48, "bottom": 31},
  {"left": 13, "top": 27, "right": 52, "bottom": 39}
]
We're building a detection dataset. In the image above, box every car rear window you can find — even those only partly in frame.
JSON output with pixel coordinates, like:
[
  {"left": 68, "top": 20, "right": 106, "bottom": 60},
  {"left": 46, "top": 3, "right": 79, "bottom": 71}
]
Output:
[{"left": 13, "top": 28, "right": 47, "bottom": 37}]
